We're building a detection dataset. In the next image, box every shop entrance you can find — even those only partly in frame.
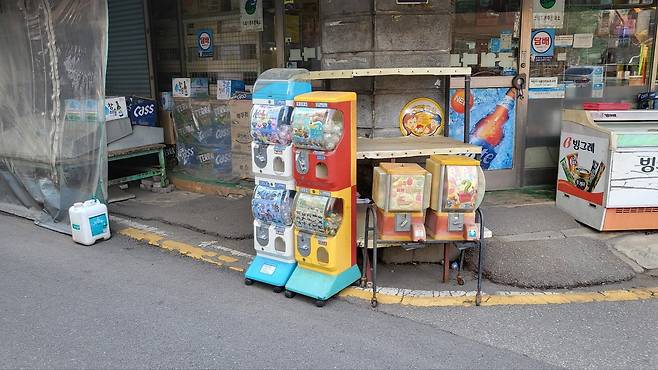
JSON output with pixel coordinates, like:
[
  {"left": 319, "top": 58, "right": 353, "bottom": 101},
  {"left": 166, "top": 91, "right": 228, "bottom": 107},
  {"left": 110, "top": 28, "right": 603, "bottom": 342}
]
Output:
[
  {"left": 524, "top": 0, "right": 657, "bottom": 185},
  {"left": 451, "top": 1, "right": 528, "bottom": 189},
  {"left": 452, "top": 0, "right": 658, "bottom": 189}
]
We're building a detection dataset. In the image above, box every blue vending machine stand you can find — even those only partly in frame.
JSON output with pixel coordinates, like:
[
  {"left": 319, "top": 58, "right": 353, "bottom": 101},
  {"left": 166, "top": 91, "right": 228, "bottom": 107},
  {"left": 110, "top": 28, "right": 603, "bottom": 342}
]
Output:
[{"left": 244, "top": 69, "right": 312, "bottom": 291}]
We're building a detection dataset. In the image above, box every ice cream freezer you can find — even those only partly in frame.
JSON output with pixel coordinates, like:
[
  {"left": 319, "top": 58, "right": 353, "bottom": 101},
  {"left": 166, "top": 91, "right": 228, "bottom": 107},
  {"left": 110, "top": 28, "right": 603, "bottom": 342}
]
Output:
[{"left": 557, "top": 109, "right": 658, "bottom": 231}]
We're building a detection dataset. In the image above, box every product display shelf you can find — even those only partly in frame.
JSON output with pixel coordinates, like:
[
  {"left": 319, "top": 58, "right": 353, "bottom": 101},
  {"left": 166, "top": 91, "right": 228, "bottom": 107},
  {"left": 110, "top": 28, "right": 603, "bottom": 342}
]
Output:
[
  {"left": 357, "top": 136, "right": 481, "bottom": 160},
  {"left": 108, "top": 144, "right": 167, "bottom": 187},
  {"left": 300, "top": 67, "right": 473, "bottom": 143},
  {"left": 361, "top": 204, "right": 486, "bottom": 308}
]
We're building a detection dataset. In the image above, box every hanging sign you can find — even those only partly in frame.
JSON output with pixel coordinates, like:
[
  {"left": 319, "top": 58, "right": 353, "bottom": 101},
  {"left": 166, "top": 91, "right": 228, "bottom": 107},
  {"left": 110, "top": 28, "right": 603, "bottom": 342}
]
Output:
[
  {"left": 196, "top": 29, "right": 213, "bottom": 58},
  {"left": 241, "top": 0, "right": 263, "bottom": 32},
  {"left": 531, "top": 29, "right": 555, "bottom": 62},
  {"left": 533, "top": 0, "right": 564, "bottom": 29}
]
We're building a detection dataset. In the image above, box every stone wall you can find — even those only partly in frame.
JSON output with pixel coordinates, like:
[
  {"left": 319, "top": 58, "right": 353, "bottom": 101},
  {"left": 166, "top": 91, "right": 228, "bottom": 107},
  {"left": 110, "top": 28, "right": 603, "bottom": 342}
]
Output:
[{"left": 320, "top": 0, "right": 453, "bottom": 137}]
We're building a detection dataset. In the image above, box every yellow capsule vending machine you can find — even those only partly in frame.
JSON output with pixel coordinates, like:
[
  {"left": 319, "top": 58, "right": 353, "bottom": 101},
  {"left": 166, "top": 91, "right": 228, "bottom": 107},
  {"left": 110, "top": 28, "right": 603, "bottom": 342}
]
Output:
[
  {"left": 425, "top": 155, "right": 486, "bottom": 241},
  {"left": 284, "top": 91, "right": 360, "bottom": 307}
]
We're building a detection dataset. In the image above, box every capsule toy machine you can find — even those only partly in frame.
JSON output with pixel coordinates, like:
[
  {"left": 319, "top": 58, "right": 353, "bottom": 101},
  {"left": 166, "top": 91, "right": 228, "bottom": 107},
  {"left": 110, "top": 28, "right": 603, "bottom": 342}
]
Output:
[
  {"left": 244, "top": 69, "right": 311, "bottom": 290},
  {"left": 291, "top": 93, "right": 355, "bottom": 191},
  {"left": 425, "top": 155, "right": 486, "bottom": 240},
  {"left": 372, "top": 163, "right": 432, "bottom": 241},
  {"left": 557, "top": 110, "right": 658, "bottom": 231},
  {"left": 250, "top": 68, "right": 311, "bottom": 180},
  {"left": 285, "top": 91, "right": 360, "bottom": 306},
  {"left": 245, "top": 176, "right": 297, "bottom": 291}
]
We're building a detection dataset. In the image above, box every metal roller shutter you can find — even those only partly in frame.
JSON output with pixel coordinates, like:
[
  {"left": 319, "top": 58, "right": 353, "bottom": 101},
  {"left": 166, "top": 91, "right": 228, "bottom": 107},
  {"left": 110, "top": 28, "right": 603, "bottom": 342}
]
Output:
[{"left": 106, "top": 0, "right": 152, "bottom": 98}]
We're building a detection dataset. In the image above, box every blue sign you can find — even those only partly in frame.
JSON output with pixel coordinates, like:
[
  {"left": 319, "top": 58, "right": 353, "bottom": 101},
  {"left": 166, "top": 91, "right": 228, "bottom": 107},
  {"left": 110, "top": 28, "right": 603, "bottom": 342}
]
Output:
[
  {"left": 126, "top": 96, "right": 157, "bottom": 127},
  {"left": 531, "top": 29, "right": 555, "bottom": 62},
  {"left": 196, "top": 29, "right": 213, "bottom": 58}
]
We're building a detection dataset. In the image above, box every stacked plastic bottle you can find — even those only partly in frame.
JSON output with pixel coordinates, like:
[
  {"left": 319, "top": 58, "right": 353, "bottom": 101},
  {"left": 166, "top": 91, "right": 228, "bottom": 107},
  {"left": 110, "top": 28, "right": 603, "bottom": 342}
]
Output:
[{"left": 243, "top": 69, "right": 311, "bottom": 291}]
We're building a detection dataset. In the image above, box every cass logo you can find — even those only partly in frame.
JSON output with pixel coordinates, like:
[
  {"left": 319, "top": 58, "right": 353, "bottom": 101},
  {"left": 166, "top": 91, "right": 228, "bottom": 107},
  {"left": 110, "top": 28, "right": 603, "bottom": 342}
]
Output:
[
  {"left": 133, "top": 104, "right": 154, "bottom": 117},
  {"left": 563, "top": 136, "right": 572, "bottom": 148}
]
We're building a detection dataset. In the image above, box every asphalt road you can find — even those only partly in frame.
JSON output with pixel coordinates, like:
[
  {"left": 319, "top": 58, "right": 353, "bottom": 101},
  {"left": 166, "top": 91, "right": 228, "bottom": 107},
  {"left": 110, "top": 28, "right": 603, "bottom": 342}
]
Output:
[{"left": 0, "top": 213, "right": 655, "bottom": 369}]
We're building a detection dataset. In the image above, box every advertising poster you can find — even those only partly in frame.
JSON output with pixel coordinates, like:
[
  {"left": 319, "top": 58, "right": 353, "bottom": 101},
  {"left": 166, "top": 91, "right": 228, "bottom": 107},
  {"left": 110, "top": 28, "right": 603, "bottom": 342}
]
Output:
[
  {"left": 557, "top": 131, "right": 609, "bottom": 205},
  {"left": 448, "top": 87, "right": 516, "bottom": 171}
]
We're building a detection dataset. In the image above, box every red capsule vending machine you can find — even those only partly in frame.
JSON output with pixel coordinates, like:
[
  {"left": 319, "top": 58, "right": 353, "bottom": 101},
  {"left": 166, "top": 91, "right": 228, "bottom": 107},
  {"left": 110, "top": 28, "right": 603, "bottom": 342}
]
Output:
[{"left": 284, "top": 91, "right": 360, "bottom": 307}]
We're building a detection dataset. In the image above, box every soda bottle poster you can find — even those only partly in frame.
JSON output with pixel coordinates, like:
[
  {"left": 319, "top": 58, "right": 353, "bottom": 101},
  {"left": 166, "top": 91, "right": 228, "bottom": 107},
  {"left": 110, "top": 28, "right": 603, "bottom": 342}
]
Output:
[{"left": 448, "top": 87, "right": 516, "bottom": 170}]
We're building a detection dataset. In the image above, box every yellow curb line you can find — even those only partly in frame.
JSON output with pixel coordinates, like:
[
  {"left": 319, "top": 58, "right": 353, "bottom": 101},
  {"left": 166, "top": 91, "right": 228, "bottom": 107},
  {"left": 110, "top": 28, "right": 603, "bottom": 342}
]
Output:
[
  {"left": 340, "top": 286, "right": 658, "bottom": 307},
  {"left": 118, "top": 226, "right": 658, "bottom": 308},
  {"left": 118, "top": 227, "right": 244, "bottom": 270}
]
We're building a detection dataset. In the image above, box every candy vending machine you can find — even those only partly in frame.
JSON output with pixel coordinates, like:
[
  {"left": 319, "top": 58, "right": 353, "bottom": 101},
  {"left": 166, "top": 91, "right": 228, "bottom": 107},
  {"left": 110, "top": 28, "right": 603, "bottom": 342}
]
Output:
[
  {"left": 371, "top": 163, "right": 432, "bottom": 241},
  {"left": 284, "top": 91, "right": 361, "bottom": 306},
  {"left": 244, "top": 69, "right": 311, "bottom": 291},
  {"left": 424, "top": 155, "right": 486, "bottom": 240}
]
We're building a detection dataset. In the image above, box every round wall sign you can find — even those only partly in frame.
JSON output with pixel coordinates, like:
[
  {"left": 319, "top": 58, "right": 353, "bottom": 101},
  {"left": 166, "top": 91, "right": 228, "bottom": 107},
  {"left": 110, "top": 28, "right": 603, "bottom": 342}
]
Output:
[
  {"left": 198, "top": 32, "right": 212, "bottom": 50},
  {"left": 399, "top": 98, "right": 444, "bottom": 137},
  {"left": 532, "top": 30, "right": 552, "bottom": 54}
]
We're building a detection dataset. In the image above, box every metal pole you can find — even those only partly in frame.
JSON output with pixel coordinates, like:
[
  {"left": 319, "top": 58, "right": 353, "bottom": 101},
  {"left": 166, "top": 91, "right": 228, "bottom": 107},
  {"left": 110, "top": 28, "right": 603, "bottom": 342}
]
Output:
[
  {"left": 444, "top": 76, "right": 451, "bottom": 138},
  {"left": 463, "top": 75, "right": 471, "bottom": 144},
  {"left": 275, "top": 0, "right": 285, "bottom": 68}
]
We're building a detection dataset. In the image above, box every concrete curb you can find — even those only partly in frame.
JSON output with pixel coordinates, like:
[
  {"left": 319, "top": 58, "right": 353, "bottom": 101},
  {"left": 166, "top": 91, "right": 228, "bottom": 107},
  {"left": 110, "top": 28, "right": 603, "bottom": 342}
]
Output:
[
  {"left": 339, "top": 286, "right": 658, "bottom": 307},
  {"left": 112, "top": 215, "right": 658, "bottom": 308}
]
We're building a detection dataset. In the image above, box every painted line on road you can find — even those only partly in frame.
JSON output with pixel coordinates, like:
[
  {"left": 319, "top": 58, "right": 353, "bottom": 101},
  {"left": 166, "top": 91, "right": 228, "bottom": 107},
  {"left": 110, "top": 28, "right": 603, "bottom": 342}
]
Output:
[
  {"left": 117, "top": 226, "right": 250, "bottom": 272},
  {"left": 114, "top": 219, "right": 658, "bottom": 308}
]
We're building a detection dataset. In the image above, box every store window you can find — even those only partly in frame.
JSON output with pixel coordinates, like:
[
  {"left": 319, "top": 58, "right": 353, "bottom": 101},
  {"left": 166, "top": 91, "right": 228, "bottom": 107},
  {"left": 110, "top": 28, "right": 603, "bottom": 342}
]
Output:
[
  {"left": 451, "top": 1, "right": 522, "bottom": 76},
  {"left": 284, "top": 0, "right": 321, "bottom": 71},
  {"left": 178, "top": 0, "right": 278, "bottom": 86},
  {"left": 529, "top": 1, "right": 657, "bottom": 103},
  {"left": 524, "top": 1, "right": 657, "bottom": 183}
]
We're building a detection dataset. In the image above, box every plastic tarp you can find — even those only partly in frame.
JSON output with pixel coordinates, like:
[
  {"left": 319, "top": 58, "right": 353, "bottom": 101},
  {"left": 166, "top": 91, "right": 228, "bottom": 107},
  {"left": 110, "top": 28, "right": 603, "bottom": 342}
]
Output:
[
  {"left": 0, "top": 0, "right": 108, "bottom": 233},
  {"left": 173, "top": 98, "right": 235, "bottom": 180}
]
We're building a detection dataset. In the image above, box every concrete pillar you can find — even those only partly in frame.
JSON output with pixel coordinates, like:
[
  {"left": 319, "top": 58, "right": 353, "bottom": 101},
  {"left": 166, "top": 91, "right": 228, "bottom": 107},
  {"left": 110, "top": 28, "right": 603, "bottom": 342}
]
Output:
[{"left": 320, "top": 0, "right": 453, "bottom": 138}]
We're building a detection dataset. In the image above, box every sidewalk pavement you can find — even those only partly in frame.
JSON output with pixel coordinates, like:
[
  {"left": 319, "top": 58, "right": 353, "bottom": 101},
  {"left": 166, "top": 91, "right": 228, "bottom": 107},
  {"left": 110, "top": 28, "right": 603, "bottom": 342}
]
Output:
[{"left": 108, "top": 185, "right": 658, "bottom": 292}]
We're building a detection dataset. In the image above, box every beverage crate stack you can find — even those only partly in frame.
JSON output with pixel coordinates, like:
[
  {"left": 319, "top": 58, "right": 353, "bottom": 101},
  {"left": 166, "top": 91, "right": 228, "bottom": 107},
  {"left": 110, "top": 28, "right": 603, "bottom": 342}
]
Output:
[
  {"left": 171, "top": 78, "right": 234, "bottom": 179},
  {"left": 244, "top": 69, "right": 311, "bottom": 292}
]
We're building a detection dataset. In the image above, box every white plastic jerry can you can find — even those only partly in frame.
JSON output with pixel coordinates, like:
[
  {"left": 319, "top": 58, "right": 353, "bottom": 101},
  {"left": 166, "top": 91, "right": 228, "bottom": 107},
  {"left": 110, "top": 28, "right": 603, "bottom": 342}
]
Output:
[{"left": 69, "top": 199, "right": 111, "bottom": 245}]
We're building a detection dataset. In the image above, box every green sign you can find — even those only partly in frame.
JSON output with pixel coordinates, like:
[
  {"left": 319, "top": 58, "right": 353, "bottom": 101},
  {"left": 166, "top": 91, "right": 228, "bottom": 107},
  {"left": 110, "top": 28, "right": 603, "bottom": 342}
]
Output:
[{"left": 245, "top": 0, "right": 257, "bottom": 15}]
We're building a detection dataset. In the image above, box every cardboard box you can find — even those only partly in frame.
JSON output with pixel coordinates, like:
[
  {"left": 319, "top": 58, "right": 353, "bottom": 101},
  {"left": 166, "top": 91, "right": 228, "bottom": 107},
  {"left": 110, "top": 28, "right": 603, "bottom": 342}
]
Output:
[
  {"left": 232, "top": 153, "right": 253, "bottom": 179},
  {"left": 229, "top": 99, "right": 253, "bottom": 155},
  {"left": 126, "top": 96, "right": 158, "bottom": 127},
  {"left": 108, "top": 126, "right": 164, "bottom": 152},
  {"left": 159, "top": 109, "right": 177, "bottom": 145},
  {"left": 217, "top": 80, "right": 246, "bottom": 100},
  {"left": 160, "top": 92, "right": 173, "bottom": 112},
  {"left": 106, "top": 117, "right": 133, "bottom": 144}
]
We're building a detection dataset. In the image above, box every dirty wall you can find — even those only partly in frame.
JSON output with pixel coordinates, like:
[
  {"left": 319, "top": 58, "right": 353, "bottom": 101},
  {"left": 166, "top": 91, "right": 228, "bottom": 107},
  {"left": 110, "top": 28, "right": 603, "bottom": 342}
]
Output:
[{"left": 320, "top": 0, "right": 453, "bottom": 138}]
